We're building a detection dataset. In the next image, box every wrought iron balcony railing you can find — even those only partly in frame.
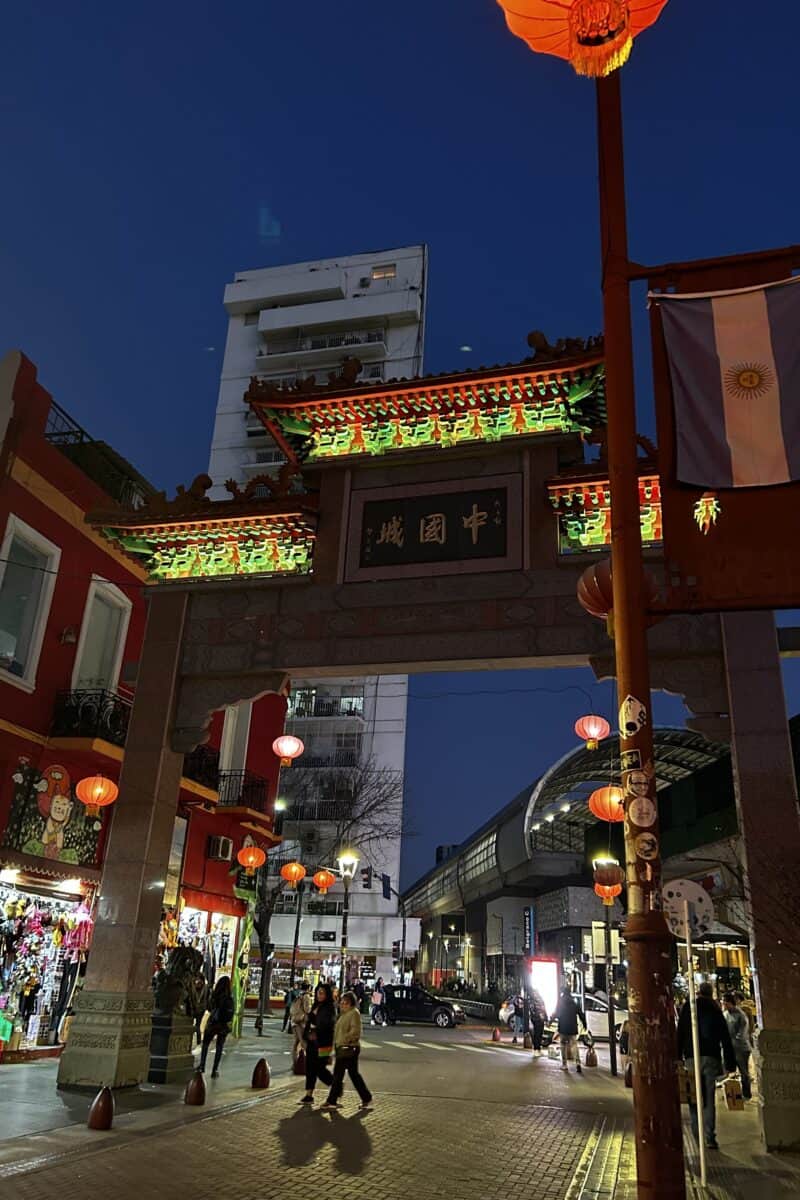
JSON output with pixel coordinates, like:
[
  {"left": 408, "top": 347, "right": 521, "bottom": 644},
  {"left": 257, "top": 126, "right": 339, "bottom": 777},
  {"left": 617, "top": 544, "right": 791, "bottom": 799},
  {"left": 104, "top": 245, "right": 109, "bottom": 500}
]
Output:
[
  {"left": 45, "top": 401, "right": 154, "bottom": 510},
  {"left": 217, "top": 769, "right": 269, "bottom": 813},
  {"left": 51, "top": 689, "right": 133, "bottom": 747},
  {"left": 287, "top": 696, "right": 365, "bottom": 720}
]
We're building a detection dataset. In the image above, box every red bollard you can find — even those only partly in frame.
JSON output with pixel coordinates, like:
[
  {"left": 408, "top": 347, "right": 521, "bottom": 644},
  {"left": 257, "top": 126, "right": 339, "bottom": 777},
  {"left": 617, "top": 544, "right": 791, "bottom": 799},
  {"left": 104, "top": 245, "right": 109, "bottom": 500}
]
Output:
[
  {"left": 251, "top": 1058, "right": 270, "bottom": 1089},
  {"left": 491, "top": 1027, "right": 501, "bottom": 1042},
  {"left": 184, "top": 1068, "right": 206, "bottom": 1106},
  {"left": 87, "top": 1085, "right": 114, "bottom": 1130}
]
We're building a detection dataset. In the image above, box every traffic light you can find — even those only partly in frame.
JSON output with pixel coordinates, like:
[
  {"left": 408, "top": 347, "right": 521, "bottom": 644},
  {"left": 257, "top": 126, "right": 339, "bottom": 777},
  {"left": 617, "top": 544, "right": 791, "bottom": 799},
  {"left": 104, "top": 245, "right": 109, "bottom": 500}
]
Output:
[
  {"left": 361, "top": 866, "right": 373, "bottom": 889},
  {"left": 381, "top": 872, "right": 392, "bottom": 900}
]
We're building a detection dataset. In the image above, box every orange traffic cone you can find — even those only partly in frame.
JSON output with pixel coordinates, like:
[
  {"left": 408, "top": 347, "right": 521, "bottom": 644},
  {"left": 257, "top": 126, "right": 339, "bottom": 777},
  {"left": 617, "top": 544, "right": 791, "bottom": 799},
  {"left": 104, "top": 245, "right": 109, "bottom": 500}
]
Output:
[
  {"left": 251, "top": 1058, "right": 270, "bottom": 1089},
  {"left": 87, "top": 1086, "right": 114, "bottom": 1130},
  {"left": 184, "top": 1069, "right": 206, "bottom": 1106},
  {"left": 491, "top": 1027, "right": 501, "bottom": 1042}
]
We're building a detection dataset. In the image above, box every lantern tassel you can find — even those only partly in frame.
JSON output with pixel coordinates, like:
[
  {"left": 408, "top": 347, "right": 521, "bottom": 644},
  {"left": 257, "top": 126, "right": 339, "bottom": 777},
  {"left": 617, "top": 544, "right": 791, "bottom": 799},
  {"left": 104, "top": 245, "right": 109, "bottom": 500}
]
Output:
[{"left": 571, "top": 36, "right": 632, "bottom": 78}]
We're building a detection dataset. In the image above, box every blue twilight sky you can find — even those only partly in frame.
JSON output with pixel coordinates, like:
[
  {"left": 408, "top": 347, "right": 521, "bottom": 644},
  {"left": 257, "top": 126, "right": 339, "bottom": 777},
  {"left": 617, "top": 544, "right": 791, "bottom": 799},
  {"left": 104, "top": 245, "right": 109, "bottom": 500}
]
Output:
[{"left": 1, "top": 2, "right": 798, "bottom": 886}]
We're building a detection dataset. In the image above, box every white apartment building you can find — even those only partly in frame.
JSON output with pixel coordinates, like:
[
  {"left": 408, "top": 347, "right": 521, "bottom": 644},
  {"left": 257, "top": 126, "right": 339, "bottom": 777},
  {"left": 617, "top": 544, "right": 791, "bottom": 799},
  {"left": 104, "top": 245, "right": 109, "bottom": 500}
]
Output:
[
  {"left": 207, "top": 247, "right": 426, "bottom": 988},
  {"left": 208, "top": 245, "right": 427, "bottom": 495}
]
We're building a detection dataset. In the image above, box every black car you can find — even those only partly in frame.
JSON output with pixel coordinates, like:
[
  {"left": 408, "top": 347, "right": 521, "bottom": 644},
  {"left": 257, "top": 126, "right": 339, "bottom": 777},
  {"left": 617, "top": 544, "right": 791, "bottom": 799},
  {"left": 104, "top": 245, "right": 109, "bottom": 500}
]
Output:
[{"left": 383, "top": 984, "right": 466, "bottom": 1028}]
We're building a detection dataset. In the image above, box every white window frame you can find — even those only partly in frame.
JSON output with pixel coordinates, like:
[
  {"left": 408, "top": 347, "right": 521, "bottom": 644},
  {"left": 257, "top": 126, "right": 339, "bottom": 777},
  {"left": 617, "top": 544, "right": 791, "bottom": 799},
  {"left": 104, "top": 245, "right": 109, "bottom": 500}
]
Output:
[
  {"left": 0, "top": 515, "right": 61, "bottom": 694},
  {"left": 71, "top": 575, "right": 132, "bottom": 692}
]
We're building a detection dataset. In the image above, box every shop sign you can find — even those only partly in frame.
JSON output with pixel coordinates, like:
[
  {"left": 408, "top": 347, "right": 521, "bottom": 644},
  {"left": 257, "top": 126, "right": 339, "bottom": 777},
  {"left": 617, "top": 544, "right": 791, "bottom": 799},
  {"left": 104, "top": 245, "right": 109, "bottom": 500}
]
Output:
[
  {"left": 345, "top": 475, "right": 523, "bottom": 581},
  {"left": 312, "top": 930, "right": 336, "bottom": 943},
  {"left": 523, "top": 905, "right": 534, "bottom": 954}
]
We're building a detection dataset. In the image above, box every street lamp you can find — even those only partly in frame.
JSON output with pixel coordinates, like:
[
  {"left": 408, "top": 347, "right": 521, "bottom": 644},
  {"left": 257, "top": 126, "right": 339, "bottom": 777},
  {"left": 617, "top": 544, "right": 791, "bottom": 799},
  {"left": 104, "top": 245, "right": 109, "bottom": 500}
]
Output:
[
  {"left": 492, "top": 4, "right": 683, "bottom": 1195},
  {"left": 336, "top": 849, "right": 359, "bottom": 994}
]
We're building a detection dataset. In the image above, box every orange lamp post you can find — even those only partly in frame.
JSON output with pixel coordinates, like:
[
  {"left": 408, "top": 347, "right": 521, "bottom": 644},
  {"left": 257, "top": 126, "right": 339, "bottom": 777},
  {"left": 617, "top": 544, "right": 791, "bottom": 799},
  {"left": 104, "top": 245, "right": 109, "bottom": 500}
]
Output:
[{"left": 494, "top": 3, "right": 683, "bottom": 1196}]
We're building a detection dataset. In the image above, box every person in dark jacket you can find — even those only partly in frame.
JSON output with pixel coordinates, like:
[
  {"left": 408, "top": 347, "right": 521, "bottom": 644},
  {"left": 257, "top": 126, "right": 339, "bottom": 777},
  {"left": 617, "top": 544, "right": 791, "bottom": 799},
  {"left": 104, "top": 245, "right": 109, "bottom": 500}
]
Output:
[
  {"left": 199, "top": 975, "right": 234, "bottom": 1078},
  {"left": 554, "top": 988, "right": 586, "bottom": 1073},
  {"left": 530, "top": 989, "right": 548, "bottom": 1056},
  {"left": 300, "top": 983, "right": 336, "bottom": 1104},
  {"left": 677, "top": 982, "right": 737, "bottom": 1149}
]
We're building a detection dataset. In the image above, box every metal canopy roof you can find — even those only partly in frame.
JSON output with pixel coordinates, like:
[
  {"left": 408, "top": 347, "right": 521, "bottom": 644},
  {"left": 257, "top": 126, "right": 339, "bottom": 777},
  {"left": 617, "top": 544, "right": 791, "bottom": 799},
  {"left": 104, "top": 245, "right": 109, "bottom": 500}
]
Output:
[{"left": 524, "top": 727, "right": 731, "bottom": 855}]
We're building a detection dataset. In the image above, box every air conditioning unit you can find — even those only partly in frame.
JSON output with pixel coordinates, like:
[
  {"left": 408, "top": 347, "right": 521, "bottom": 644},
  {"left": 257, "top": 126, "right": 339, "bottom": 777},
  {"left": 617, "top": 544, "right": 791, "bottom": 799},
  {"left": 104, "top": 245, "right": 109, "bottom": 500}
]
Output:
[
  {"left": 207, "top": 835, "right": 233, "bottom": 862},
  {"left": 359, "top": 277, "right": 371, "bottom": 288}
]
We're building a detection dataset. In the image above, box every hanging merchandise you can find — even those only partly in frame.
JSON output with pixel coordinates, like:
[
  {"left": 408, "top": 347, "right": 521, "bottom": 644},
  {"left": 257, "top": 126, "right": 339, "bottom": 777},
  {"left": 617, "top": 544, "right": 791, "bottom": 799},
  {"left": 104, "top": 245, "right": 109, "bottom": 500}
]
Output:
[{"left": 0, "top": 879, "right": 95, "bottom": 1057}]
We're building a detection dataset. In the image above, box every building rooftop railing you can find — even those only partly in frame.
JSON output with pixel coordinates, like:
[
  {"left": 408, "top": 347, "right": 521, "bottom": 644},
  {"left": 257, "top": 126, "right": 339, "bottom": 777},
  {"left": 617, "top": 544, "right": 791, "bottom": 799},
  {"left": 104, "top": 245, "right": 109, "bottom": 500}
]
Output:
[
  {"left": 45, "top": 401, "right": 154, "bottom": 510},
  {"left": 259, "top": 329, "right": 385, "bottom": 358}
]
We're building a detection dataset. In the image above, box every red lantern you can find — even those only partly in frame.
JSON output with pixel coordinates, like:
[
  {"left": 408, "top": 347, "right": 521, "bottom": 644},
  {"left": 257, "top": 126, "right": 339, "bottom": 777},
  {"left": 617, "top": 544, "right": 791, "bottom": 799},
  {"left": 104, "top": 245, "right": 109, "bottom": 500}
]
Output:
[
  {"left": 280, "top": 861, "right": 306, "bottom": 889},
  {"left": 237, "top": 845, "right": 266, "bottom": 876},
  {"left": 594, "top": 860, "right": 625, "bottom": 889},
  {"left": 75, "top": 774, "right": 119, "bottom": 819},
  {"left": 273, "top": 735, "right": 304, "bottom": 768},
  {"left": 495, "top": 1, "right": 670, "bottom": 78},
  {"left": 577, "top": 557, "right": 659, "bottom": 636},
  {"left": 595, "top": 881, "right": 623, "bottom": 906},
  {"left": 574, "top": 714, "right": 611, "bottom": 751},
  {"left": 312, "top": 869, "right": 337, "bottom": 896},
  {"left": 588, "top": 785, "right": 625, "bottom": 823}
]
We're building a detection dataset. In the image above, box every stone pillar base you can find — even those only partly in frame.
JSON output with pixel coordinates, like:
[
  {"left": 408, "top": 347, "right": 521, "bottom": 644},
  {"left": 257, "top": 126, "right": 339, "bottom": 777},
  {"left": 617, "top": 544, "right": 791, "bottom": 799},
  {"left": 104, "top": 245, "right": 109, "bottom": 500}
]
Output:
[
  {"left": 57, "top": 990, "right": 153, "bottom": 1090},
  {"left": 148, "top": 1012, "right": 195, "bottom": 1084},
  {"left": 757, "top": 1029, "right": 800, "bottom": 1151}
]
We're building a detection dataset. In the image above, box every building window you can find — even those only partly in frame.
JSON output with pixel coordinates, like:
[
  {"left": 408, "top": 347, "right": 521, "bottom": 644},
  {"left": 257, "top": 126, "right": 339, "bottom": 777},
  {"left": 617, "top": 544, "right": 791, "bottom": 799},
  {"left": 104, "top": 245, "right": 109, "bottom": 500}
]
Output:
[
  {"left": 0, "top": 516, "right": 61, "bottom": 690},
  {"left": 244, "top": 312, "right": 260, "bottom": 326},
  {"left": 371, "top": 264, "right": 396, "bottom": 281},
  {"left": 72, "top": 577, "right": 132, "bottom": 691}
]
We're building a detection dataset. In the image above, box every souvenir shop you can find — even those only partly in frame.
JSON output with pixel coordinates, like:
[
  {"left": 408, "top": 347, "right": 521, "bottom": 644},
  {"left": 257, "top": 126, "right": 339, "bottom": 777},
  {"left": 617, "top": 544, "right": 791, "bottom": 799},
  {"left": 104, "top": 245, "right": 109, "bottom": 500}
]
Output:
[{"left": 0, "top": 869, "right": 94, "bottom": 1059}]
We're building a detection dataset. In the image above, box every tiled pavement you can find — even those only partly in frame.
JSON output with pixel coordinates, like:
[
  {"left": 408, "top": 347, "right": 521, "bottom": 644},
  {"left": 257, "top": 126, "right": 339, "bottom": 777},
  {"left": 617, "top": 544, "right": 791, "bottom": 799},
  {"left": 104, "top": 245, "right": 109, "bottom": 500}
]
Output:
[{"left": 3, "top": 1091, "right": 602, "bottom": 1200}]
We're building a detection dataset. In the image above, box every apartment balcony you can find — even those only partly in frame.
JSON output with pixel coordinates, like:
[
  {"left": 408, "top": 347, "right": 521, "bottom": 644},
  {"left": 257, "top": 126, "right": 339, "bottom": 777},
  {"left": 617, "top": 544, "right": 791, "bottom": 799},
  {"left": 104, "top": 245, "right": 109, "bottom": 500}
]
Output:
[
  {"left": 287, "top": 696, "right": 365, "bottom": 721},
  {"left": 258, "top": 291, "right": 420, "bottom": 338},
  {"left": 282, "top": 799, "right": 342, "bottom": 823},
  {"left": 50, "top": 690, "right": 219, "bottom": 797},
  {"left": 256, "top": 328, "right": 387, "bottom": 372},
  {"left": 224, "top": 267, "right": 346, "bottom": 315},
  {"left": 292, "top": 751, "right": 360, "bottom": 769}
]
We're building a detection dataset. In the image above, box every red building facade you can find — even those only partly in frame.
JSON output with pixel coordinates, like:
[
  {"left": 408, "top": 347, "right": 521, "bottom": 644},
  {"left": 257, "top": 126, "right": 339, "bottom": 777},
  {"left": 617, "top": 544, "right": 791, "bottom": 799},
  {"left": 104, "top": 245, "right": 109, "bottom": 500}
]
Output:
[{"left": 0, "top": 352, "right": 285, "bottom": 1056}]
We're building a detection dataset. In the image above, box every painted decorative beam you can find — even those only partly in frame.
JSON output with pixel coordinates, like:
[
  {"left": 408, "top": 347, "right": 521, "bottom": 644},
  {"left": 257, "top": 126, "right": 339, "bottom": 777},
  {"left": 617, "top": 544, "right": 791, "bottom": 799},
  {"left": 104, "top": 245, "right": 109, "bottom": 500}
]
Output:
[{"left": 547, "top": 473, "right": 662, "bottom": 554}]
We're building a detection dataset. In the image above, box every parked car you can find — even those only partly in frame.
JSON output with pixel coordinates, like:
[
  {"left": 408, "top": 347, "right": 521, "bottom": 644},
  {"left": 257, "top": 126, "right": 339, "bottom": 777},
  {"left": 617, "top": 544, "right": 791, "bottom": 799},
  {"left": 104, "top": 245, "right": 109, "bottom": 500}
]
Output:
[
  {"left": 383, "top": 984, "right": 466, "bottom": 1028},
  {"left": 499, "top": 993, "right": 627, "bottom": 1043}
]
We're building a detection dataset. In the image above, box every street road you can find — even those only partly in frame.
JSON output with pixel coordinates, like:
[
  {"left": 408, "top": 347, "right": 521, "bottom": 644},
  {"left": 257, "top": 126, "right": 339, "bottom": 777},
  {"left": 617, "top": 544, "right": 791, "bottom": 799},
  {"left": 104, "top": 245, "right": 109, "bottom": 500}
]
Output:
[{"left": 1, "top": 1024, "right": 789, "bottom": 1200}]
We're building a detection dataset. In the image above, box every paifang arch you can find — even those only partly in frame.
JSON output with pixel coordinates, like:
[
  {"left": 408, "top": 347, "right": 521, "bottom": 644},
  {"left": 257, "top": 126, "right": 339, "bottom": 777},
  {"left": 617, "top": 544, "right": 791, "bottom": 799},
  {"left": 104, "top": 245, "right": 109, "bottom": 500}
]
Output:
[{"left": 58, "top": 343, "right": 740, "bottom": 1090}]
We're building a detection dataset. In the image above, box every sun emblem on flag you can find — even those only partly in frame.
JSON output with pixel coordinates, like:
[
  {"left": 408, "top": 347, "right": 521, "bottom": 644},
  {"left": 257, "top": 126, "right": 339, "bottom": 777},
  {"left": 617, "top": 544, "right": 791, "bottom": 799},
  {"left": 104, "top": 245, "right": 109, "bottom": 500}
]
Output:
[{"left": 724, "top": 362, "right": 774, "bottom": 399}]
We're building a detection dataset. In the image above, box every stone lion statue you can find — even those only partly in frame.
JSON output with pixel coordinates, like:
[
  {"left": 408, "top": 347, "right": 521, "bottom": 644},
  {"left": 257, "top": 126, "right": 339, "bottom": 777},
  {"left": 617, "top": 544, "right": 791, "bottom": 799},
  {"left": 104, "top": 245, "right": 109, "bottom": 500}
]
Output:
[{"left": 153, "top": 946, "right": 205, "bottom": 1016}]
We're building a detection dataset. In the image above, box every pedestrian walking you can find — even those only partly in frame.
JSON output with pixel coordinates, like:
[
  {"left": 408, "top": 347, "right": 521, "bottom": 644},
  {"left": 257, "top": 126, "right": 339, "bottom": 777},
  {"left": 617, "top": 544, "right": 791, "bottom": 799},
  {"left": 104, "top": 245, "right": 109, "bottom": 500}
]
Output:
[
  {"left": 199, "top": 975, "right": 234, "bottom": 1079},
  {"left": 554, "top": 987, "right": 586, "bottom": 1074},
  {"left": 677, "top": 981, "right": 737, "bottom": 1149},
  {"left": 299, "top": 982, "right": 336, "bottom": 1104},
  {"left": 289, "top": 981, "right": 312, "bottom": 1067},
  {"left": 282, "top": 985, "right": 297, "bottom": 1032},
  {"left": 353, "top": 979, "right": 366, "bottom": 1011},
  {"left": 370, "top": 976, "right": 386, "bottom": 1026},
  {"left": 322, "top": 990, "right": 373, "bottom": 1111},
  {"left": 530, "top": 988, "right": 547, "bottom": 1056},
  {"left": 723, "top": 991, "right": 752, "bottom": 1101}
]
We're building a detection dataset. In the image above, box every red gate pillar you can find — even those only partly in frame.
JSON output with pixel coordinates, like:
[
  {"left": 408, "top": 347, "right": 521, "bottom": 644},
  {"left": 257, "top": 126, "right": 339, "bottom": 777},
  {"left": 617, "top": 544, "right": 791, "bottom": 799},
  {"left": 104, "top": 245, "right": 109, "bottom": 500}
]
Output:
[
  {"left": 722, "top": 610, "right": 800, "bottom": 1150},
  {"left": 58, "top": 589, "right": 189, "bottom": 1089}
]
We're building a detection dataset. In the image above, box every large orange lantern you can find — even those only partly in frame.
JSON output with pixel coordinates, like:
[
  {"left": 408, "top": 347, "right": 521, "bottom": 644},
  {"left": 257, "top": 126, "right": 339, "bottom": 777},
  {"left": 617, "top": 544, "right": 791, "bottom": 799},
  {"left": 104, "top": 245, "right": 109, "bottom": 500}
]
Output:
[
  {"left": 588, "top": 785, "right": 625, "bottom": 823},
  {"left": 75, "top": 774, "right": 119, "bottom": 819},
  {"left": 574, "top": 714, "right": 611, "bottom": 751},
  {"left": 312, "top": 869, "right": 337, "bottom": 896},
  {"left": 237, "top": 845, "right": 266, "bottom": 876},
  {"left": 280, "top": 861, "right": 306, "bottom": 889},
  {"left": 595, "top": 880, "right": 623, "bottom": 905},
  {"left": 272, "top": 735, "right": 304, "bottom": 768},
  {"left": 495, "top": 1, "right": 670, "bottom": 78}
]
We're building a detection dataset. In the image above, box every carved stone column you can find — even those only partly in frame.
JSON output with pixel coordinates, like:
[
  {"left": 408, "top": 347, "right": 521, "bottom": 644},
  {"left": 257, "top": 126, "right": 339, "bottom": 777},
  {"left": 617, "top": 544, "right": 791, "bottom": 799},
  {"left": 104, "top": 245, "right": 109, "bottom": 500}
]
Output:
[
  {"left": 722, "top": 611, "right": 800, "bottom": 1151},
  {"left": 58, "top": 590, "right": 190, "bottom": 1089}
]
